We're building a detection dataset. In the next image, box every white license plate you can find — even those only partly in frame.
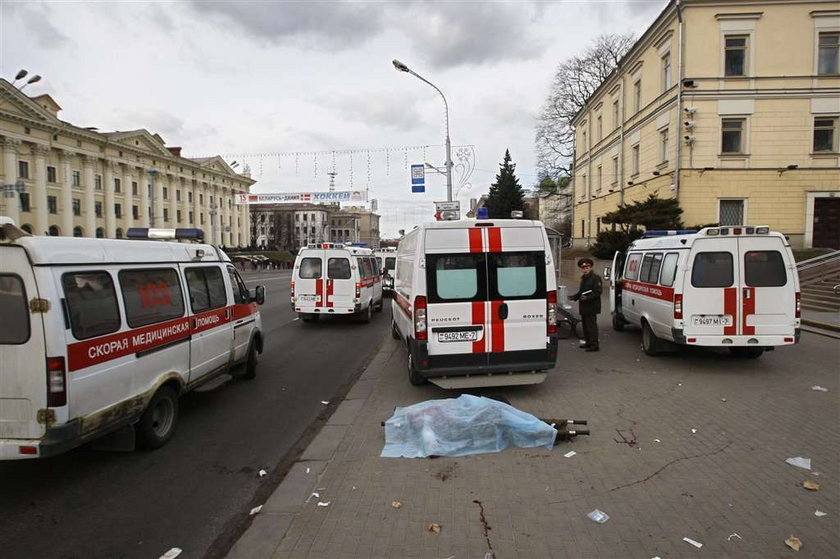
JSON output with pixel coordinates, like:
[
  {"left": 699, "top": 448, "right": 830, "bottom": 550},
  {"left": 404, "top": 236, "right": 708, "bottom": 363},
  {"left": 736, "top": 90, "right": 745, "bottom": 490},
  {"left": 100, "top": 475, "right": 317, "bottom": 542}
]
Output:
[
  {"left": 691, "top": 315, "right": 733, "bottom": 327},
  {"left": 297, "top": 295, "right": 317, "bottom": 303},
  {"left": 438, "top": 331, "right": 478, "bottom": 343}
]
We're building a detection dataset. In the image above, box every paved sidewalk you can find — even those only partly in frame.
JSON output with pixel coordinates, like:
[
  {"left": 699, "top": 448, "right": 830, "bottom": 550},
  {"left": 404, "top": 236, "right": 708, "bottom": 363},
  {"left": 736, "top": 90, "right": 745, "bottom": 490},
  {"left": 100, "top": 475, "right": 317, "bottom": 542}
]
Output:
[{"left": 229, "top": 269, "right": 839, "bottom": 559}]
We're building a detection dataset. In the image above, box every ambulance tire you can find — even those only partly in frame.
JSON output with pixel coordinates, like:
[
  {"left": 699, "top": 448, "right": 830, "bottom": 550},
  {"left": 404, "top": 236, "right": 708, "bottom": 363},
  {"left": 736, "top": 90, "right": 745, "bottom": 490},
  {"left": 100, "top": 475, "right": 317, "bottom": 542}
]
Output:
[
  {"left": 359, "top": 303, "right": 373, "bottom": 323},
  {"left": 136, "top": 386, "right": 178, "bottom": 450},
  {"left": 641, "top": 322, "right": 661, "bottom": 356},
  {"left": 375, "top": 296, "right": 384, "bottom": 312},
  {"left": 612, "top": 314, "right": 626, "bottom": 332},
  {"left": 407, "top": 351, "right": 426, "bottom": 386},
  {"left": 242, "top": 341, "right": 258, "bottom": 379},
  {"left": 391, "top": 318, "right": 400, "bottom": 340}
]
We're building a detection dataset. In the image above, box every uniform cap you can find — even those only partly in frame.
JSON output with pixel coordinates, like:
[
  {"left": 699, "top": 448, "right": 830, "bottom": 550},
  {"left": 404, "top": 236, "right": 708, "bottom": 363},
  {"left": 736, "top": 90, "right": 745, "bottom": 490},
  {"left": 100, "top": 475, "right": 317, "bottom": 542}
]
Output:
[{"left": 577, "top": 258, "right": 594, "bottom": 268}]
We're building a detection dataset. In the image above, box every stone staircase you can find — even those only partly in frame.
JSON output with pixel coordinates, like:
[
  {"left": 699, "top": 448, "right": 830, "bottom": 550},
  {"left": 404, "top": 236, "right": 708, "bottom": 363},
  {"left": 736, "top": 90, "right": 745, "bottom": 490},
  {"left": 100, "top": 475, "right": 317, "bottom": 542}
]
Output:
[{"left": 798, "top": 252, "right": 840, "bottom": 313}]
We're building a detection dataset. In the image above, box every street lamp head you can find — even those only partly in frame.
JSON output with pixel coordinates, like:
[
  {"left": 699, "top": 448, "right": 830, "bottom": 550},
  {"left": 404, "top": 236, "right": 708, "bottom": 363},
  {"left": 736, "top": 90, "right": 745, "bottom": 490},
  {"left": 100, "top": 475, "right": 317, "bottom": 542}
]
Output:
[
  {"left": 14, "top": 69, "right": 28, "bottom": 80},
  {"left": 26, "top": 75, "right": 41, "bottom": 85},
  {"left": 392, "top": 59, "right": 410, "bottom": 73}
]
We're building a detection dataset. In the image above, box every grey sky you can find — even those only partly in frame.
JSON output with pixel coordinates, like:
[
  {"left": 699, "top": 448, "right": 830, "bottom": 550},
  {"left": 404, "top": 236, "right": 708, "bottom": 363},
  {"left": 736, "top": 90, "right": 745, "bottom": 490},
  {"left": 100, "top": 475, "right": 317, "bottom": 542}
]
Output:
[{"left": 1, "top": 0, "right": 665, "bottom": 237}]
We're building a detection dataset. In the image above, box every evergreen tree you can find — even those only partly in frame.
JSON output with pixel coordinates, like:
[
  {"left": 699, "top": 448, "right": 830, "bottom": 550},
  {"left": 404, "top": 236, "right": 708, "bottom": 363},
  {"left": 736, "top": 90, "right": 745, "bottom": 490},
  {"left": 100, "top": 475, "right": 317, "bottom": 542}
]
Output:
[{"left": 485, "top": 150, "right": 525, "bottom": 219}]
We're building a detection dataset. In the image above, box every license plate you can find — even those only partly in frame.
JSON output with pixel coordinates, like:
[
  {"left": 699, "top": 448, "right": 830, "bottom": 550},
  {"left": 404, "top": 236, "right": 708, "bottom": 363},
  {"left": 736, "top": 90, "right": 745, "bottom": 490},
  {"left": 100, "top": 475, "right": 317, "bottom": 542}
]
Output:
[
  {"left": 438, "top": 331, "right": 478, "bottom": 343},
  {"left": 691, "top": 315, "right": 733, "bottom": 327},
  {"left": 297, "top": 295, "right": 317, "bottom": 303}
]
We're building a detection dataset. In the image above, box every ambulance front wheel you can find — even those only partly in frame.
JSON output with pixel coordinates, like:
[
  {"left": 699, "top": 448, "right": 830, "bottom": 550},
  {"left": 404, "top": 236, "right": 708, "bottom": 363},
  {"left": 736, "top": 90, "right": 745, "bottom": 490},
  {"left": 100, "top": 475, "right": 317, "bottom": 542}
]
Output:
[
  {"left": 641, "top": 322, "right": 661, "bottom": 356},
  {"left": 407, "top": 351, "right": 427, "bottom": 386},
  {"left": 136, "top": 386, "right": 178, "bottom": 449}
]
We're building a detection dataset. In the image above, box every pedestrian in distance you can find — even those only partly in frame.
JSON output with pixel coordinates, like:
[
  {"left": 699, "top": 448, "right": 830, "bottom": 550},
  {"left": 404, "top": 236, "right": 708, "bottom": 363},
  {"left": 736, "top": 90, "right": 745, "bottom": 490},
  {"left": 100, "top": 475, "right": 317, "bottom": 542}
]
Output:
[{"left": 569, "top": 257, "right": 603, "bottom": 352}]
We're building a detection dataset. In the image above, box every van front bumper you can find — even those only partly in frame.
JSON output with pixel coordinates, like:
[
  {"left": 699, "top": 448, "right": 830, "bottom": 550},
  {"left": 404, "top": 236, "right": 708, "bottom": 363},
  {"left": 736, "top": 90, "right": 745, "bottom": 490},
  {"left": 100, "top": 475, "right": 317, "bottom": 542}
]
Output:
[{"left": 408, "top": 338, "right": 558, "bottom": 379}]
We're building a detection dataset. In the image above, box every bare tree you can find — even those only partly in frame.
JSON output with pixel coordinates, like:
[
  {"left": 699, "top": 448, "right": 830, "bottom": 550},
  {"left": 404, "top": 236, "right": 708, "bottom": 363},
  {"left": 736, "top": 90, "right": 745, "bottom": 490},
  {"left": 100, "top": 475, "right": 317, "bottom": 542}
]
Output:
[{"left": 535, "top": 33, "right": 636, "bottom": 178}]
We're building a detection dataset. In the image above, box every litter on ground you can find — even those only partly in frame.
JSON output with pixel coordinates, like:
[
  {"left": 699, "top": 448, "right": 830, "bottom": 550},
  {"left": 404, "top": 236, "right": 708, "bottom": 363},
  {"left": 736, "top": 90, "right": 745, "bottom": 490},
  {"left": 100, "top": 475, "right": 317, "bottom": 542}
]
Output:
[
  {"left": 728, "top": 533, "right": 742, "bottom": 541},
  {"left": 381, "top": 395, "right": 557, "bottom": 458},
  {"left": 249, "top": 505, "right": 262, "bottom": 516},
  {"left": 564, "top": 450, "right": 577, "bottom": 458},
  {"left": 427, "top": 523, "right": 441, "bottom": 533},
  {"left": 786, "top": 456, "right": 812, "bottom": 470},
  {"left": 683, "top": 537, "right": 703, "bottom": 548},
  {"left": 317, "top": 501, "right": 330, "bottom": 507},
  {"left": 391, "top": 501, "right": 402, "bottom": 509},
  {"left": 159, "top": 548, "right": 182, "bottom": 559},
  {"left": 785, "top": 536, "right": 802, "bottom": 551},
  {"left": 258, "top": 469, "right": 267, "bottom": 477},
  {"left": 815, "top": 510, "right": 827, "bottom": 517},
  {"left": 811, "top": 385, "right": 828, "bottom": 392},
  {"left": 587, "top": 509, "right": 610, "bottom": 523},
  {"left": 803, "top": 480, "right": 820, "bottom": 491}
]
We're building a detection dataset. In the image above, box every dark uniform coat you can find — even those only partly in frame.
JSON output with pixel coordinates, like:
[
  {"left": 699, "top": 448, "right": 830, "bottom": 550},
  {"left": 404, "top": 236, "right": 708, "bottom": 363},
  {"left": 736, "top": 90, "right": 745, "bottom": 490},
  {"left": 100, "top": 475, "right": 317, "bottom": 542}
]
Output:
[{"left": 571, "top": 272, "right": 603, "bottom": 316}]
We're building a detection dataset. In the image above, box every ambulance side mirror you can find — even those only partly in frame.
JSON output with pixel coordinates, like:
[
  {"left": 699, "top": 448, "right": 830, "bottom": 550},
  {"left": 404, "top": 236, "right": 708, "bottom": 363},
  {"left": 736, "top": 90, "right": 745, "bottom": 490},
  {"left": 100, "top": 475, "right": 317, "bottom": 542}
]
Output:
[
  {"left": 603, "top": 267, "right": 611, "bottom": 281},
  {"left": 251, "top": 285, "right": 266, "bottom": 305}
]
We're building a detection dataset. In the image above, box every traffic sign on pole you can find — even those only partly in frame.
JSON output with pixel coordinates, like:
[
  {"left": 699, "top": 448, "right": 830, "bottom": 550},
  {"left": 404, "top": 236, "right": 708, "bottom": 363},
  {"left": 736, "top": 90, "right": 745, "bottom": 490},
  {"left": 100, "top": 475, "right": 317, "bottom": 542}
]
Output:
[{"left": 411, "top": 164, "right": 425, "bottom": 193}]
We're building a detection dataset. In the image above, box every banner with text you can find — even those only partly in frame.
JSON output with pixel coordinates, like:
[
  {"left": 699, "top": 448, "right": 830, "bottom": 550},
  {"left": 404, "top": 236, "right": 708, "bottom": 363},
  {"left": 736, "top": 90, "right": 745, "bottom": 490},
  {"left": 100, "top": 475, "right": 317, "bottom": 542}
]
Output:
[{"left": 236, "top": 191, "right": 368, "bottom": 205}]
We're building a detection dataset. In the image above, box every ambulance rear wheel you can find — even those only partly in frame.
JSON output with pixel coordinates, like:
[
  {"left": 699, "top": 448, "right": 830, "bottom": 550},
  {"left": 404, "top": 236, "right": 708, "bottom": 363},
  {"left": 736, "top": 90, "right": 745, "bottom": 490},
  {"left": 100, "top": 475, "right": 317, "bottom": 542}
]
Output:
[
  {"left": 612, "top": 315, "right": 626, "bottom": 332},
  {"left": 375, "top": 296, "right": 384, "bottom": 312},
  {"left": 641, "top": 322, "right": 661, "bottom": 356},
  {"left": 391, "top": 318, "right": 400, "bottom": 340},
  {"left": 407, "top": 351, "right": 426, "bottom": 386},
  {"left": 359, "top": 304, "right": 373, "bottom": 323},
  {"left": 136, "top": 386, "right": 178, "bottom": 449},
  {"left": 243, "top": 341, "right": 258, "bottom": 379}
]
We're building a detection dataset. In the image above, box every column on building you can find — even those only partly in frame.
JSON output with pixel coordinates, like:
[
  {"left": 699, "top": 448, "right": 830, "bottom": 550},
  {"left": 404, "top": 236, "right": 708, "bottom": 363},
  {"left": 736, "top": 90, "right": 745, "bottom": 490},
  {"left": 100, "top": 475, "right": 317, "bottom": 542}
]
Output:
[
  {"left": 240, "top": 197, "right": 248, "bottom": 247},
  {"left": 122, "top": 164, "right": 133, "bottom": 232},
  {"left": 83, "top": 155, "right": 96, "bottom": 237},
  {"left": 221, "top": 186, "right": 230, "bottom": 247},
  {"left": 232, "top": 187, "right": 241, "bottom": 247},
  {"left": 103, "top": 161, "right": 116, "bottom": 238},
  {"left": 2, "top": 137, "right": 21, "bottom": 224},
  {"left": 152, "top": 170, "right": 164, "bottom": 228},
  {"left": 59, "top": 150, "right": 74, "bottom": 236},
  {"left": 168, "top": 173, "right": 177, "bottom": 228},
  {"left": 140, "top": 168, "right": 150, "bottom": 228},
  {"left": 192, "top": 181, "right": 201, "bottom": 234},
  {"left": 208, "top": 183, "right": 218, "bottom": 245},
  {"left": 31, "top": 145, "right": 49, "bottom": 236}
]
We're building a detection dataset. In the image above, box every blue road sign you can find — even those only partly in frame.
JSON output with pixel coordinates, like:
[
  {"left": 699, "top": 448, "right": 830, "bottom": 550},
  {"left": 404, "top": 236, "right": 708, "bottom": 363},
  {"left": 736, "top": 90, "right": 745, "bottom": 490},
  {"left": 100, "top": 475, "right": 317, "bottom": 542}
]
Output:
[{"left": 411, "top": 164, "right": 425, "bottom": 193}]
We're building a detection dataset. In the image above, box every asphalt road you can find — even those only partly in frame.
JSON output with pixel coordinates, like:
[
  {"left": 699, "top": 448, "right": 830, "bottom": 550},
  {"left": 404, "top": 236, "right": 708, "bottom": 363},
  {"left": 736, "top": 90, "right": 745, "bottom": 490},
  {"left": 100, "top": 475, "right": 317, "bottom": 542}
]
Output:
[{"left": 0, "top": 270, "right": 390, "bottom": 559}]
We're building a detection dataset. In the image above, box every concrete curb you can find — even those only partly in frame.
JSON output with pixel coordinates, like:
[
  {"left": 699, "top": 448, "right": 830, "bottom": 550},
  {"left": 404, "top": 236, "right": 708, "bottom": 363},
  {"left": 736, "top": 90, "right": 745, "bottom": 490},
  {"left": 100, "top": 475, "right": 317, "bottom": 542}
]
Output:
[{"left": 801, "top": 318, "right": 840, "bottom": 333}]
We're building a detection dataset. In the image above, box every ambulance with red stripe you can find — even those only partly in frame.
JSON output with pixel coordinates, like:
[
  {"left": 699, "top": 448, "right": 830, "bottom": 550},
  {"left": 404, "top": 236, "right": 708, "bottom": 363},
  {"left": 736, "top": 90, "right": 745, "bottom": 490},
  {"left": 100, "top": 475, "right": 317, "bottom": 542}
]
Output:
[
  {"left": 390, "top": 212, "right": 559, "bottom": 389},
  {"left": 0, "top": 221, "right": 265, "bottom": 459},
  {"left": 606, "top": 226, "right": 800, "bottom": 358},
  {"left": 291, "top": 243, "right": 383, "bottom": 323}
]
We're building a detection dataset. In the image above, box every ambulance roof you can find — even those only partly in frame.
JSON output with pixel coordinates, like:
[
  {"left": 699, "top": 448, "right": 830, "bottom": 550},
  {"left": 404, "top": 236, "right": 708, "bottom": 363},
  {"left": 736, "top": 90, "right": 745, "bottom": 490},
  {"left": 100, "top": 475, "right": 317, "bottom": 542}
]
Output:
[
  {"left": 416, "top": 218, "right": 545, "bottom": 230},
  {"left": 628, "top": 226, "right": 787, "bottom": 251},
  {"left": 9, "top": 235, "right": 226, "bottom": 266}
]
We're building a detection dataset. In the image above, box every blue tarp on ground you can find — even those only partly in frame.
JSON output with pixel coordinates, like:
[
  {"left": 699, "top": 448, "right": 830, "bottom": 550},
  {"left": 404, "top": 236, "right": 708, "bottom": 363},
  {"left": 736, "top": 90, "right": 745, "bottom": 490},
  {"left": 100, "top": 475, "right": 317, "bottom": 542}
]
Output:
[{"left": 381, "top": 394, "right": 557, "bottom": 458}]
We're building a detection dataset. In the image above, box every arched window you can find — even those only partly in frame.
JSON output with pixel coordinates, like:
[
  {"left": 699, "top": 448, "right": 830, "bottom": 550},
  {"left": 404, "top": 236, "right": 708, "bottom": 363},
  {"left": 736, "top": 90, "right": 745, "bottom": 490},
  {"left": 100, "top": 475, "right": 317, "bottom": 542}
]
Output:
[
  {"left": 48, "top": 225, "right": 60, "bottom": 236},
  {"left": 115, "top": 228, "right": 124, "bottom": 239},
  {"left": 21, "top": 224, "right": 33, "bottom": 234},
  {"left": 95, "top": 227, "right": 104, "bottom": 238},
  {"left": 73, "top": 226, "right": 83, "bottom": 237}
]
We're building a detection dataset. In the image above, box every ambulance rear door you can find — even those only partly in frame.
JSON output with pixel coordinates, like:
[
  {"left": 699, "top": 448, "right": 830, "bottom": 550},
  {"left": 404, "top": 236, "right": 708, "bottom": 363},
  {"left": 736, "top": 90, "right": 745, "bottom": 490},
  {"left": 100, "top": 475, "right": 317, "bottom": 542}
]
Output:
[
  {"left": 326, "top": 250, "right": 354, "bottom": 310},
  {"left": 295, "top": 250, "right": 325, "bottom": 309},
  {"left": 682, "top": 237, "right": 741, "bottom": 337},
  {"left": 0, "top": 246, "right": 47, "bottom": 441},
  {"left": 739, "top": 236, "right": 797, "bottom": 336}
]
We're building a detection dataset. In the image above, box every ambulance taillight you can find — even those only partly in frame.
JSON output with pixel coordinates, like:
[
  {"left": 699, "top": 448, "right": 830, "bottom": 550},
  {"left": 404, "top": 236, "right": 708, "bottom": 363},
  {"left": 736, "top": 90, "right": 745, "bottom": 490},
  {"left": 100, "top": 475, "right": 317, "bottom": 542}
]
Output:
[
  {"left": 674, "top": 294, "right": 683, "bottom": 319},
  {"left": 546, "top": 290, "right": 558, "bottom": 336},
  {"left": 355, "top": 282, "right": 361, "bottom": 299},
  {"left": 46, "top": 357, "right": 67, "bottom": 407},
  {"left": 414, "top": 296, "right": 427, "bottom": 341},
  {"left": 795, "top": 292, "right": 801, "bottom": 318},
  {"left": 290, "top": 281, "right": 295, "bottom": 297}
]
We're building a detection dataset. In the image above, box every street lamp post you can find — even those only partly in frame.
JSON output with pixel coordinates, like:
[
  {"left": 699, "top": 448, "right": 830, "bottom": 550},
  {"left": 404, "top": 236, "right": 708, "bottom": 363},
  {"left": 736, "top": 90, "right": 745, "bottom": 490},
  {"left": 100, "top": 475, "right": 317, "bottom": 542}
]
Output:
[{"left": 392, "top": 59, "right": 453, "bottom": 202}]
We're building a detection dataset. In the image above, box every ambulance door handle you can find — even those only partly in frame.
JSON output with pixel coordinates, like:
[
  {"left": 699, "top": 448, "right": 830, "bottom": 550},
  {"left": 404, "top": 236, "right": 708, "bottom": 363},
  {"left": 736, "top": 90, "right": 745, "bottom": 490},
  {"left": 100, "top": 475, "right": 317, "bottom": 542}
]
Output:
[
  {"left": 225, "top": 308, "right": 232, "bottom": 320},
  {"left": 743, "top": 288, "right": 751, "bottom": 299},
  {"left": 498, "top": 303, "right": 508, "bottom": 320}
]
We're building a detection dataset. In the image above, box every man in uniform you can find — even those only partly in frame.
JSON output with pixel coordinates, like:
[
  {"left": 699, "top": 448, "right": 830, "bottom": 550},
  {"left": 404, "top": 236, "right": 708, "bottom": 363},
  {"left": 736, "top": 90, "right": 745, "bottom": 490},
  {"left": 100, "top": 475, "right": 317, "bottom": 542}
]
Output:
[{"left": 570, "top": 257, "right": 603, "bottom": 352}]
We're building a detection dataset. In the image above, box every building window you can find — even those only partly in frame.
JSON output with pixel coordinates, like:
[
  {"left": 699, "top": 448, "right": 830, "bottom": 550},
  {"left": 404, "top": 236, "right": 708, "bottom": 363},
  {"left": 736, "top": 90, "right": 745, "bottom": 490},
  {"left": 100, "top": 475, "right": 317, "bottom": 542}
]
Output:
[
  {"left": 49, "top": 225, "right": 59, "bottom": 236},
  {"left": 48, "top": 196, "right": 57, "bottom": 214},
  {"left": 200, "top": 213, "right": 204, "bottom": 225},
  {"left": 177, "top": 210, "right": 182, "bottom": 223},
  {"left": 95, "top": 201, "right": 103, "bottom": 218},
  {"left": 188, "top": 192, "right": 193, "bottom": 203},
  {"left": 176, "top": 190, "right": 181, "bottom": 202},
  {"left": 721, "top": 118, "right": 746, "bottom": 154},
  {"left": 818, "top": 32, "right": 839, "bottom": 75},
  {"left": 72, "top": 170, "right": 81, "bottom": 187},
  {"left": 18, "top": 160, "right": 29, "bottom": 179},
  {"left": 47, "top": 166, "right": 57, "bottom": 183},
  {"left": 115, "top": 203, "right": 122, "bottom": 218},
  {"left": 631, "top": 144, "right": 640, "bottom": 175},
  {"left": 200, "top": 194, "right": 204, "bottom": 204},
  {"left": 596, "top": 165, "right": 602, "bottom": 191},
  {"left": 73, "top": 226, "right": 83, "bottom": 237},
  {"left": 612, "top": 100, "right": 619, "bottom": 128},
  {"left": 132, "top": 205, "right": 139, "bottom": 219},
  {"left": 95, "top": 175, "right": 102, "bottom": 190},
  {"left": 661, "top": 53, "right": 672, "bottom": 90},
  {"left": 582, "top": 130, "right": 587, "bottom": 149},
  {"left": 132, "top": 181, "right": 138, "bottom": 195},
  {"left": 189, "top": 211, "right": 193, "bottom": 223},
  {"left": 95, "top": 227, "right": 104, "bottom": 238},
  {"left": 719, "top": 199, "right": 745, "bottom": 225},
  {"left": 611, "top": 156, "right": 619, "bottom": 186},
  {"left": 596, "top": 115, "right": 602, "bottom": 141},
  {"left": 581, "top": 174, "right": 587, "bottom": 197},
  {"left": 163, "top": 209, "right": 169, "bottom": 222},
  {"left": 73, "top": 198, "right": 81, "bottom": 216},
  {"left": 724, "top": 35, "right": 748, "bottom": 77},
  {"left": 114, "top": 178, "right": 121, "bottom": 193},
  {"left": 659, "top": 128, "right": 669, "bottom": 163},
  {"left": 814, "top": 117, "right": 838, "bottom": 152},
  {"left": 163, "top": 187, "right": 168, "bottom": 200},
  {"left": 20, "top": 192, "right": 30, "bottom": 212},
  {"left": 633, "top": 80, "right": 642, "bottom": 112}
]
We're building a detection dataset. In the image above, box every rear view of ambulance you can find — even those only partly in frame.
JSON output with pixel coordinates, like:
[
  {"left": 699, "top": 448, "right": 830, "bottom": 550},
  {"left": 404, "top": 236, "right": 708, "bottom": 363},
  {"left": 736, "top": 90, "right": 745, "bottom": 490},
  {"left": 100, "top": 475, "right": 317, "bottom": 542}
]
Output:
[
  {"left": 291, "top": 243, "right": 383, "bottom": 322},
  {"left": 391, "top": 216, "right": 559, "bottom": 388},
  {"left": 607, "top": 226, "right": 800, "bottom": 357},
  {"left": 0, "top": 221, "right": 265, "bottom": 460}
]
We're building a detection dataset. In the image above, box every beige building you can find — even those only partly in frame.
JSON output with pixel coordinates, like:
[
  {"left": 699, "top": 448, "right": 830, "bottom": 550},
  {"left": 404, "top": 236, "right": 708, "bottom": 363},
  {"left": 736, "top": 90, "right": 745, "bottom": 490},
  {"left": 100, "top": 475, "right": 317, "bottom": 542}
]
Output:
[
  {"left": 330, "top": 206, "right": 381, "bottom": 249},
  {"left": 0, "top": 79, "right": 255, "bottom": 246},
  {"left": 572, "top": 0, "right": 840, "bottom": 249},
  {"left": 249, "top": 203, "right": 380, "bottom": 251}
]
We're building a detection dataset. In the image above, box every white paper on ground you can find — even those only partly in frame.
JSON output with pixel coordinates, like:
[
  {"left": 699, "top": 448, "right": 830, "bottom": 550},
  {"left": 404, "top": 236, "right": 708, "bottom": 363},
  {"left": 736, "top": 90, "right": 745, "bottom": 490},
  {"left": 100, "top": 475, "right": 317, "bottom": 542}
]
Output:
[
  {"left": 258, "top": 469, "right": 267, "bottom": 477},
  {"left": 587, "top": 509, "right": 610, "bottom": 523},
  {"left": 683, "top": 537, "right": 703, "bottom": 548},
  {"left": 815, "top": 510, "right": 827, "bottom": 517},
  {"left": 249, "top": 505, "right": 263, "bottom": 515},
  {"left": 811, "top": 385, "right": 829, "bottom": 392},
  {"left": 321, "top": 401, "right": 329, "bottom": 405},
  {"left": 159, "top": 548, "right": 182, "bottom": 559},
  {"left": 786, "top": 456, "right": 812, "bottom": 470},
  {"left": 317, "top": 501, "right": 331, "bottom": 507},
  {"left": 564, "top": 451, "right": 577, "bottom": 458}
]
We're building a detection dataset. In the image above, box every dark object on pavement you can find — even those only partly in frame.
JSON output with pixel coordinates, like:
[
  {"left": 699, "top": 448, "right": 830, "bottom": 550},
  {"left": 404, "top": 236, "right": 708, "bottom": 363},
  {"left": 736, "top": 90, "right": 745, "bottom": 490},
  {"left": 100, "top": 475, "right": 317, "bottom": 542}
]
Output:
[{"left": 540, "top": 419, "right": 590, "bottom": 442}]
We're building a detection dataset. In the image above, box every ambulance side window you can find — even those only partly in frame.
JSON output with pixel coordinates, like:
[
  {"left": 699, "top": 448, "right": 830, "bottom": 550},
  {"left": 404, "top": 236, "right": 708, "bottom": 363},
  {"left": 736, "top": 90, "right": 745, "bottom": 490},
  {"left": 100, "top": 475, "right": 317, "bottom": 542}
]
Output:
[
  {"left": 328, "top": 258, "right": 351, "bottom": 279},
  {"left": 226, "top": 266, "right": 248, "bottom": 304},
  {"left": 0, "top": 274, "right": 30, "bottom": 344},
  {"left": 640, "top": 253, "right": 663, "bottom": 284},
  {"left": 624, "top": 253, "right": 641, "bottom": 281},
  {"left": 62, "top": 271, "right": 121, "bottom": 340},
  {"left": 385, "top": 257, "right": 396, "bottom": 273},
  {"left": 119, "top": 268, "right": 185, "bottom": 328},
  {"left": 363, "top": 258, "right": 374, "bottom": 278},
  {"left": 744, "top": 251, "right": 787, "bottom": 287},
  {"left": 186, "top": 267, "right": 227, "bottom": 313},
  {"left": 426, "top": 254, "right": 486, "bottom": 303},
  {"left": 691, "top": 252, "right": 733, "bottom": 288},
  {"left": 659, "top": 253, "right": 680, "bottom": 287},
  {"left": 299, "top": 258, "right": 322, "bottom": 279}
]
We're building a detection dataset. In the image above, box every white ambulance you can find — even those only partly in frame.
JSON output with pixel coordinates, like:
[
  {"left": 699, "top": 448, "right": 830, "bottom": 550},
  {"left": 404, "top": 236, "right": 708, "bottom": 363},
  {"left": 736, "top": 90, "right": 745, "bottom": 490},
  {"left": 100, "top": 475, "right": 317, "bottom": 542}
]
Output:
[
  {"left": 606, "top": 226, "right": 800, "bottom": 358},
  {"left": 0, "top": 220, "right": 265, "bottom": 460},
  {"left": 390, "top": 214, "right": 559, "bottom": 389},
  {"left": 291, "top": 243, "right": 383, "bottom": 322},
  {"left": 375, "top": 247, "right": 397, "bottom": 295}
]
